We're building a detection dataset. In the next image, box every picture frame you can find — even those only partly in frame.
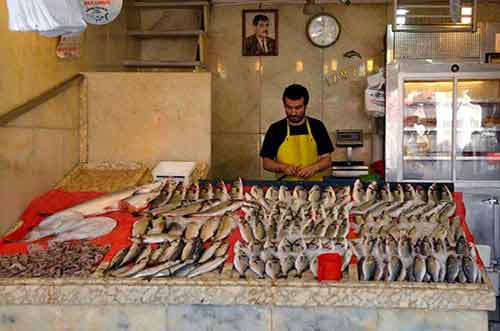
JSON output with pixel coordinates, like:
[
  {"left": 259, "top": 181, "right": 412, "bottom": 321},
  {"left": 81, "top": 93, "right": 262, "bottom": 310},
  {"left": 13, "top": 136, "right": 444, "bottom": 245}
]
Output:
[
  {"left": 242, "top": 9, "right": 279, "bottom": 56},
  {"left": 485, "top": 52, "right": 500, "bottom": 64}
]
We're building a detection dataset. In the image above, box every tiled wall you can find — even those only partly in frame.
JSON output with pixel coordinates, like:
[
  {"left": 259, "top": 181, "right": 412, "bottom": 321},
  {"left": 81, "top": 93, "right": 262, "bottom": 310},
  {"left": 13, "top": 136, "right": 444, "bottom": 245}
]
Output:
[{"left": 208, "top": 4, "right": 387, "bottom": 179}]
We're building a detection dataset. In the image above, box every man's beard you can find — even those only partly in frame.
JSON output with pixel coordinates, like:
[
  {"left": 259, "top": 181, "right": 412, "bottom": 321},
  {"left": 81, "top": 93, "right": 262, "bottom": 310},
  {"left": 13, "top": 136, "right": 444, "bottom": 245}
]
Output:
[{"left": 287, "top": 114, "right": 305, "bottom": 124}]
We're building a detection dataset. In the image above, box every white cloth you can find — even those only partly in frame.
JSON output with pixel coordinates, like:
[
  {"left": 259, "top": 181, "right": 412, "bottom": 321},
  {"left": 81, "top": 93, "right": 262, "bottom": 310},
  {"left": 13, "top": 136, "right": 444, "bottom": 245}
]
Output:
[{"left": 6, "top": 0, "right": 86, "bottom": 36}]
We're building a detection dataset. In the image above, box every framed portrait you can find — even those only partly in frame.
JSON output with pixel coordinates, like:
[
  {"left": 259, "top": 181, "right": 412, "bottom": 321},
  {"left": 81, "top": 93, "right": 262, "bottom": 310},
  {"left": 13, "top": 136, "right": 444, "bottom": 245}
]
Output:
[
  {"left": 485, "top": 52, "right": 500, "bottom": 64},
  {"left": 242, "top": 9, "right": 279, "bottom": 56}
]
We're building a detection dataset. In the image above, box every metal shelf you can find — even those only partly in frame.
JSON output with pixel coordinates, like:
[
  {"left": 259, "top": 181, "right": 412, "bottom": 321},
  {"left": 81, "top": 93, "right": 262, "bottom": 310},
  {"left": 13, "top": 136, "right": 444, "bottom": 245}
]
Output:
[
  {"left": 122, "top": 60, "right": 202, "bottom": 68},
  {"left": 456, "top": 127, "right": 500, "bottom": 132},
  {"left": 127, "top": 30, "right": 205, "bottom": 38},
  {"left": 404, "top": 155, "right": 452, "bottom": 160},
  {"left": 457, "top": 156, "right": 500, "bottom": 160}
]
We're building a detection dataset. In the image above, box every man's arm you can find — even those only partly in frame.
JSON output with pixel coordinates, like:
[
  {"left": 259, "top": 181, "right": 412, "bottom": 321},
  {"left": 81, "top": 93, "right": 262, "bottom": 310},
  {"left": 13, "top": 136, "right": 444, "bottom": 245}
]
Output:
[
  {"left": 296, "top": 154, "right": 332, "bottom": 179},
  {"left": 262, "top": 157, "right": 299, "bottom": 177}
]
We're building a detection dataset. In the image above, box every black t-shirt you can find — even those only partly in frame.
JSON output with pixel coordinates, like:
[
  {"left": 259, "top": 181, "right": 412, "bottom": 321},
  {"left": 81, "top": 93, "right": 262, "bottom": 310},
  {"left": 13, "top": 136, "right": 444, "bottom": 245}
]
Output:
[{"left": 260, "top": 117, "right": 334, "bottom": 159}]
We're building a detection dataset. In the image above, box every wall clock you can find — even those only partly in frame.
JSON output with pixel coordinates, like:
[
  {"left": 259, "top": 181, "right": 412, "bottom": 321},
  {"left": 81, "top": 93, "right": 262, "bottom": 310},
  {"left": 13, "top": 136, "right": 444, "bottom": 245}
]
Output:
[{"left": 306, "top": 13, "right": 341, "bottom": 48}]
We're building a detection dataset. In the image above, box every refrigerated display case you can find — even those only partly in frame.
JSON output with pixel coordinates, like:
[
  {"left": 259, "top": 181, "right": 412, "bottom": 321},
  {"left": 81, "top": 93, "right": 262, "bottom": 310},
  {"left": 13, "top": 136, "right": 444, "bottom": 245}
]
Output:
[{"left": 386, "top": 63, "right": 500, "bottom": 188}]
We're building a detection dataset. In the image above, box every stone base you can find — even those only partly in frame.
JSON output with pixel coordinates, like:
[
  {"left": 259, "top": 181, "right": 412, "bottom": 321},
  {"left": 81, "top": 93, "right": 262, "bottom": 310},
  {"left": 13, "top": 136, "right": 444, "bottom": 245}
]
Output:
[{"left": 0, "top": 305, "right": 488, "bottom": 331}]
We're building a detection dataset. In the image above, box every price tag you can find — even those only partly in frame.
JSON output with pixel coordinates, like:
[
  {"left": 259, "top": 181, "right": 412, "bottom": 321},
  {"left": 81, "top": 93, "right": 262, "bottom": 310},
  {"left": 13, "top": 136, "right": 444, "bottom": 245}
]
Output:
[{"left": 81, "top": 0, "right": 122, "bottom": 25}]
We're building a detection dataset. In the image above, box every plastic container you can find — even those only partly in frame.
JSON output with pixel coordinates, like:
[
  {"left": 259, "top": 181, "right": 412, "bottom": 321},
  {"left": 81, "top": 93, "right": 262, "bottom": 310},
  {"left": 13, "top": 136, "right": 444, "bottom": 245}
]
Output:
[
  {"left": 317, "top": 253, "right": 342, "bottom": 281},
  {"left": 152, "top": 161, "right": 196, "bottom": 184}
]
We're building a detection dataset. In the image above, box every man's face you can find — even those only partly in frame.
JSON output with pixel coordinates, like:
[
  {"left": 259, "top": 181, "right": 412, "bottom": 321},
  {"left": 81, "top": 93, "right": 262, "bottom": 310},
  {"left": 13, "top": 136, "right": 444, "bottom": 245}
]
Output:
[
  {"left": 284, "top": 97, "right": 306, "bottom": 124},
  {"left": 255, "top": 20, "right": 269, "bottom": 38}
]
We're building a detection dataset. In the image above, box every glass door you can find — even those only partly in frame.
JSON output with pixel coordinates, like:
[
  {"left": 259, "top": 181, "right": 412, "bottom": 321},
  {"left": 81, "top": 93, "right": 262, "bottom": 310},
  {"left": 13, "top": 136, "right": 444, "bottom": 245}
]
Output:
[
  {"left": 403, "top": 81, "right": 453, "bottom": 180},
  {"left": 456, "top": 80, "right": 500, "bottom": 180}
]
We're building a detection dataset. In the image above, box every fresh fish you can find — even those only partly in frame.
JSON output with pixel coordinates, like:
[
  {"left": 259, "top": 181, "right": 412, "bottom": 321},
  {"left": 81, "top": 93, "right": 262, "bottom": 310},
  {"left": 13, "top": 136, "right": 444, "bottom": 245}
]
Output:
[
  {"left": 295, "top": 253, "right": 309, "bottom": 276},
  {"left": 426, "top": 255, "right": 441, "bottom": 282},
  {"left": 310, "top": 255, "right": 318, "bottom": 278},
  {"left": 278, "top": 238, "right": 293, "bottom": 253},
  {"left": 446, "top": 254, "right": 460, "bottom": 283},
  {"left": 149, "top": 179, "right": 176, "bottom": 209},
  {"left": 230, "top": 178, "right": 244, "bottom": 200},
  {"left": 106, "top": 247, "right": 129, "bottom": 271},
  {"left": 337, "top": 218, "right": 350, "bottom": 238},
  {"left": 171, "top": 260, "right": 197, "bottom": 277},
  {"left": 188, "top": 200, "right": 244, "bottom": 217},
  {"left": 166, "top": 222, "right": 184, "bottom": 238},
  {"left": 308, "top": 185, "right": 322, "bottom": 204},
  {"left": 158, "top": 239, "right": 184, "bottom": 262},
  {"left": 214, "top": 180, "right": 231, "bottom": 201},
  {"left": 279, "top": 254, "right": 295, "bottom": 275},
  {"left": 374, "top": 261, "right": 386, "bottom": 281},
  {"left": 293, "top": 186, "right": 308, "bottom": 202},
  {"left": 234, "top": 253, "right": 249, "bottom": 276},
  {"left": 131, "top": 260, "right": 181, "bottom": 279},
  {"left": 398, "top": 235, "right": 412, "bottom": 260},
  {"left": 387, "top": 255, "right": 403, "bottom": 281},
  {"left": 313, "top": 219, "right": 327, "bottom": 236},
  {"left": 200, "top": 183, "right": 215, "bottom": 200},
  {"left": 186, "top": 182, "right": 200, "bottom": 201},
  {"left": 321, "top": 186, "right": 336, "bottom": 206},
  {"left": 265, "top": 186, "right": 279, "bottom": 201},
  {"left": 267, "top": 220, "right": 278, "bottom": 241},
  {"left": 302, "top": 218, "right": 315, "bottom": 237},
  {"left": 361, "top": 255, "right": 377, "bottom": 281},
  {"left": 120, "top": 192, "right": 159, "bottom": 212},
  {"left": 149, "top": 244, "right": 167, "bottom": 265},
  {"left": 325, "top": 221, "right": 338, "bottom": 238},
  {"left": 211, "top": 213, "right": 234, "bottom": 241},
  {"left": 185, "top": 222, "right": 203, "bottom": 240},
  {"left": 249, "top": 256, "right": 265, "bottom": 278},
  {"left": 215, "top": 242, "right": 229, "bottom": 257},
  {"left": 50, "top": 216, "right": 116, "bottom": 242},
  {"left": 164, "top": 201, "right": 206, "bottom": 217},
  {"left": 385, "top": 235, "right": 399, "bottom": 257},
  {"left": 463, "top": 255, "right": 480, "bottom": 283},
  {"left": 135, "top": 245, "right": 153, "bottom": 264},
  {"left": 23, "top": 211, "right": 85, "bottom": 242},
  {"left": 113, "top": 256, "right": 150, "bottom": 278},
  {"left": 181, "top": 238, "right": 203, "bottom": 261},
  {"left": 132, "top": 215, "right": 152, "bottom": 238},
  {"left": 342, "top": 248, "right": 353, "bottom": 272},
  {"left": 250, "top": 185, "right": 264, "bottom": 200},
  {"left": 141, "top": 233, "right": 179, "bottom": 244},
  {"left": 413, "top": 255, "right": 427, "bottom": 282},
  {"left": 200, "top": 218, "right": 220, "bottom": 242},
  {"left": 149, "top": 217, "right": 167, "bottom": 235},
  {"left": 188, "top": 256, "right": 227, "bottom": 278},
  {"left": 265, "top": 257, "right": 281, "bottom": 280},
  {"left": 252, "top": 218, "right": 266, "bottom": 241},
  {"left": 149, "top": 184, "right": 186, "bottom": 215},
  {"left": 198, "top": 241, "right": 223, "bottom": 263},
  {"left": 365, "top": 182, "right": 378, "bottom": 201},
  {"left": 456, "top": 236, "right": 468, "bottom": 255},
  {"left": 119, "top": 242, "right": 143, "bottom": 266},
  {"left": 260, "top": 241, "right": 276, "bottom": 262}
]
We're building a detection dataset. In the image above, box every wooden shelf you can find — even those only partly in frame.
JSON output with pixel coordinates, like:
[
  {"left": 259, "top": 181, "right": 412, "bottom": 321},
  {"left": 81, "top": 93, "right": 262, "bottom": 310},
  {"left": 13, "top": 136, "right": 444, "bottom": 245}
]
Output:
[
  {"left": 123, "top": 60, "right": 202, "bottom": 68},
  {"left": 131, "top": 1, "right": 209, "bottom": 8},
  {"left": 127, "top": 30, "right": 205, "bottom": 38}
]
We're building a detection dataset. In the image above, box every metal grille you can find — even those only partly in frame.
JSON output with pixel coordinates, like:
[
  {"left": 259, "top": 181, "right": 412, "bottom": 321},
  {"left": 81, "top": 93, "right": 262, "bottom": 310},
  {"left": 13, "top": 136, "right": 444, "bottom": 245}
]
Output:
[{"left": 394, "top": 30, "right": 481, "bottom": 59}]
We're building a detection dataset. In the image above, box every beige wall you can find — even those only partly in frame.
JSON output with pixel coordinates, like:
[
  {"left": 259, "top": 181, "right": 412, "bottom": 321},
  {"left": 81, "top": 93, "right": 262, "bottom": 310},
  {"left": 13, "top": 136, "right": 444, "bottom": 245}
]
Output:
[
  {"left": 208, "top": 4, "right": 387, "bottom": 179},
  {"left": 85, "top": 72, "right": 211, "bottom": 165},
  {"left": 0, "top": 5, "right": 127, "bottom": 231},
  {"left": 0, "top": 3, "right": 127, "bottom": 116}
]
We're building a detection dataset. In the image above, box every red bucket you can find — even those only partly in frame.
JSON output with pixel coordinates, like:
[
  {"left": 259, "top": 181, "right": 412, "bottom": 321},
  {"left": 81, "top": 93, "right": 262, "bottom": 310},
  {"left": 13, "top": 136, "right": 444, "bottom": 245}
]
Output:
[{"left": 317, "top": 253, "right": 342, "bottom": 281}]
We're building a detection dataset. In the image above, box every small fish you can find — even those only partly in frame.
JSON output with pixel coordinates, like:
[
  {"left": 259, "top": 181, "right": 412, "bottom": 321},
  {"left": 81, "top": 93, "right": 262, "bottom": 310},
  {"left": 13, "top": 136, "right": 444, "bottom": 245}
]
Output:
[
  {"left": 302, "top": 218, "right": 315, "bottom": 237},
  {"left": 234, "top": 253, "right": 249, "bottom": 276},
  {"left": 413, "top": 255, "right": 427, "bottom": 282},
  {"left": 172, "top": 261, "right": 197, "bottom": 277},
  {"left": 198, "top": 241, "right": 223, "bottom": 263},
  {"left": 249, "top": 255, "right": 265, "bottom": 278},
  {"left": 200, "top": 218, "right": 220, "bottom": 242},
  {"left": 361, "top": 256, "right": 377, "bottom": 281},
  {"left": 213, "top": 213, "right": 235, "bottom": 241},
  {"left": 456, "top": 236, "right": 469, "bottom": 255},
  {"left": 252, "top": 218, "right": 266, "bottom": 242},
  {"left": 387, "top": 255, "right": 403, "bottom": 281},
  {"left": 463, "top": 255, "right": 480, "bottom": 283},
  {"left": 294, "top": 253, "right": 309, "bottom": 277},
  {"left": 149, "top": 244, "right": 167, "bottom": 265},
  {"left": 265, "top": 186, "right": 279, "bottom": 201},
  {"left": 181, "top": 238, "right": 203, "bottom": 261},
  {"left": 337, "top": 218, "right": 350, "bottom": 238},
  {"left": 113, "top": 257, "right": 149, "bottom": 278},
  {"left": 188, "top": 256, "right": 227, "bottom": 278},
  {"left": 215, "top": 242, "right": 229, "bottom": 257},
  {"left": 186, "top": 182, "right": 200, "bottom": 201},
  {"left": 342, "top": 248, "right": 353, "bottom": 272},
  {"left": 278, "top": 238, "right": 293, "bottom": 253},
  {"left": 200, "top": 183, "right": 215, "bottom": 200},
  {"left": 238, "top": 219, "right": 254, "bottom": 243},
  {"left": 426, "top": 255, "right": 441, "bottom": 282},
  {"left": 446, "top": 254, "right": 460, "bottom": 283},
  {"left": 141, "top": 233, "right": 179, "bottom": 244},
  {"left": 132, "top": 215, "right": 151, "bottom": 238},
  {"left": 214, "top": 180, "right": 230, "bottom": 201},
  {"left": 131, "top": 260, "right": 181, "bottom": 279},
  {"left": 230, "top": 178, "right": 244, "bottom": 200},
  {"left": 158, "top": 240, "right": 184, "bottom": 262},
  {"left": 147, "top": 217, "right": 166, "bottom": 235},
  {"left": 166, "top": 222, "right": 184, "bottom": 238},
  {"left": 250, "top": 185, "right": 264, "bottom": 200},
  {"left": 265, "top": 257, "right": 282, "bottom": 280},
  {"left": 313, "top": 219, "right": 327, "bottom": 237},
  {"left": 185, "top": 222, "right": 203, "bottom": 240},
  {"left": 188, "top": 200, "right": 243, "bottom": 217},
  {"left": 106, "top": 247, "right": 129, "bottom": 271},
  {"left": 267, "top": 220, "right": 278, "bottom": 241},
  {"left": 279, "top": 254, "right": 295, "bottom": 275},
  {"left": 310, "top": 255, "right": 318, "bottom": 278},
  {"left": 135, "top": 245, "right": 153, "bottom": 264},
  {"left": 308, "top": 185, "right": 322, "bottom": 204},
  {"left": 119, "top": 242, "right": 143, "bottom": 267}
]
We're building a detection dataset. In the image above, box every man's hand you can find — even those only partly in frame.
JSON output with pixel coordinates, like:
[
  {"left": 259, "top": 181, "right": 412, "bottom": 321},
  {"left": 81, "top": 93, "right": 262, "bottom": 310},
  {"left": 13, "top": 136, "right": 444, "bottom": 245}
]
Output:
[
  {"left": 297, "top": 164, "right": 318, "bottom": 179},
  {"left": 283, "top": 164, "right": 300, "bottom": 177}
]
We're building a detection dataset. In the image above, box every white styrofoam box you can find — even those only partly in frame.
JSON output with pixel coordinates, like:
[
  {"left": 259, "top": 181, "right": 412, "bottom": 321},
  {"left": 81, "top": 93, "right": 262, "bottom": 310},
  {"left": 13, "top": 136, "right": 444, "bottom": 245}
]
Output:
[
  {"left": 474, "top": 244, "right": 492, "bottom": 267},
  {"left": 152, "top": 161, "right": 196, "bottom": 184}
]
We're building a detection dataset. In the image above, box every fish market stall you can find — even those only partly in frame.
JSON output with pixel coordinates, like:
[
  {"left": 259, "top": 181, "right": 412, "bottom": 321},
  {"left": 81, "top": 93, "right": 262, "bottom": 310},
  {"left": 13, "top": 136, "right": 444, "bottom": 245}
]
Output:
[{"left": 0, "top": 174, "right": 495, "bottom": 331}]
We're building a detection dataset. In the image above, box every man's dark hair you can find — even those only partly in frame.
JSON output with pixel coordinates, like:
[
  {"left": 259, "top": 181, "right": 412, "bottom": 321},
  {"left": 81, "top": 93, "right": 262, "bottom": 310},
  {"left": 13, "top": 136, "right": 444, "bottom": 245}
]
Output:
[
  {"left": 252, "top": 14, "right": 269, "bottom": 26},
  {"left": 282, "top": 84, "right": 309, "bottom": 106}
]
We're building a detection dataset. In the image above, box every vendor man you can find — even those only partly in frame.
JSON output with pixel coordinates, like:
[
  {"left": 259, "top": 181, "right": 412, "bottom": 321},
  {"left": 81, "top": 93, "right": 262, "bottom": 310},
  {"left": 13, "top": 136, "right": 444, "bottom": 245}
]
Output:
[{"left": 260, "top": 84, "right": 334, "bottom": 181}]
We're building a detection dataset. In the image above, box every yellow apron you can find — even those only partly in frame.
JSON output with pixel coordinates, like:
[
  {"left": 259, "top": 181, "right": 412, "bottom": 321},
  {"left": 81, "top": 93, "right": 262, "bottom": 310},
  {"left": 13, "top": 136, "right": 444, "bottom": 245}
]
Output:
[{"left": 276, "top": 119, "right": 327, "bottom": 181}]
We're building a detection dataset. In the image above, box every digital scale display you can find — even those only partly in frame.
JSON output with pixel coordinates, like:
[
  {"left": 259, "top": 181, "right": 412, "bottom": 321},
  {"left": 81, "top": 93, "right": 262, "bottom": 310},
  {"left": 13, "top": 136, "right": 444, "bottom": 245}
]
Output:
[{"left": 335, "top": 130, "right": 363, "bottom": 147}]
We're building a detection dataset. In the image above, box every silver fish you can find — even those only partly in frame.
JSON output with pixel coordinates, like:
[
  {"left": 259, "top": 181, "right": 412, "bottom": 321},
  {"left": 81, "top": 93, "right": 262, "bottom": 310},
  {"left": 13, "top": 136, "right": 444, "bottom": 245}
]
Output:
[
  {"left": 131, "top": 260, "right": 181, "bottom": 279},
  {"left": 189, "top": 200, "right": 244, "bottom": 217},
  {"left": 426, "top": 255, "right": 441, "bottom": 282},
  {"left": 234, "top": 253, "right": 249, "bottom": 276},
  {"left": 113, "top": 255, "right": 150, "bottom": 277},
  {"left": 171, "top": 260, "right": 197, "bottom": 277},
  {"left": 250, "top": 185, "right": 264, "bottom": 200},
  {"left": 413, "top": 255, "right": 427, "bottom": 282},
  {"left": 198, "top": 241, "right": 223, "bottom": 263},
  {"left": 215, "top": 242, "right": 229, "bottom": 257},
  {"left": 158, "top": 240, "right": 184, "bottom": 262},
  {"left": 265, "top": 186, "right": 279, "bottom": 201},
  {"left": 106, "top": 247, "right": 129, "bottom": 271},
  {"left": 249, "top": 256, "right": 265, "bottom": 278},
  {"left": 456, "top": 236, "right": 469, "bottom": 255},
  {"left": 463, "top": 255, "right": 480, "bottom": 283},
  {"left": 361, "top": 256, "right": 377, "bottom": 281},
  {"left": 342, "top": 248, "right": 353, "bottom": 272},
  {"left": 213, "top": 213, "right": 235, "bottom": 241},
  {"left": 149, "top": 244, "right": 167, "bottom": 265},
  {"left": 141, "top": 233, "right": 179, "bottom": 244},
  {"left": 181, "top": 238, "right": 203, "bottom": 261},
  {"left": 387, "top": 255, "right": 403, "bottom": 281},
  {"left": 265, "top": 257, "right": 281, "bottom": 280},
  {"left": 200, "top": 218, "right": 220, "bottom": 242},
  {"left": 230, "top": 178, "right": 244, "bottom": 200},
  {"left": 295, "top": 253, "right": 309, "bottom": 276},
  {"left": 200, "top": 183, "right": 215, "bottom": 200},
  {"left": 214, "top": 180, "right": 231, "bottom": 201},
  {"left": 185, "top": 222, "right": 203, "bottom": 240},
  {"left": 279, "top": 254, "right": 295, "bottom": 275},
  {"left": 238, "top": 218, "right": 254, "bottom": 243},
  {"left": 166, "top": 222, "right": 184, "bottom": 238},
  {"left": 188, "top": 256, "right": 227, "bottom": 278},
  {"left": 310, "top": 255, "right": 318, "bottom": 278},
  {"left": 252, "top": 218, "right": 266, "bottom": 242},
  {"left": 446, "top": 254, "right": 460, "bottom": 283},
  {"left": 119, "top": 242, "right": 143, "bottom": 267},
  {"left": 132, "top": 215, "right": 152, "bottom": 238}
]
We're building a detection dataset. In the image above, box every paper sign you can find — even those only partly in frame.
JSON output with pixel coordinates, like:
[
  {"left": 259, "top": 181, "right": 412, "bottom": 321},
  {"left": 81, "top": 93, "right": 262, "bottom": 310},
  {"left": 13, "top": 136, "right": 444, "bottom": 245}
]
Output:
[
  {"left": 56, "top": 33, "right": 81, "bottom": 59},
  {"left": 81, "top": 0, "right": 122, "bottom": 25}
]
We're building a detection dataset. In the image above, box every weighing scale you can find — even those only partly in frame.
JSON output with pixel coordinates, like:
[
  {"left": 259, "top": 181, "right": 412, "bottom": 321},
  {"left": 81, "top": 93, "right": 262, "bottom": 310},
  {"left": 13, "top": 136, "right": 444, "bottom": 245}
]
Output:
[{"left": 331, "top": 130, "right": 369, "bottom": 177}]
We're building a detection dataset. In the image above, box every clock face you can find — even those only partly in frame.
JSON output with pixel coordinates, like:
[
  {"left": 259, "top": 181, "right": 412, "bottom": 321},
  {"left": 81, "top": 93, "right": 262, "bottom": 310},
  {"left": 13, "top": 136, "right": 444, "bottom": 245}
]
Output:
[{"left": 307, "top": 14, "right": 341, "bottom": 48}]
